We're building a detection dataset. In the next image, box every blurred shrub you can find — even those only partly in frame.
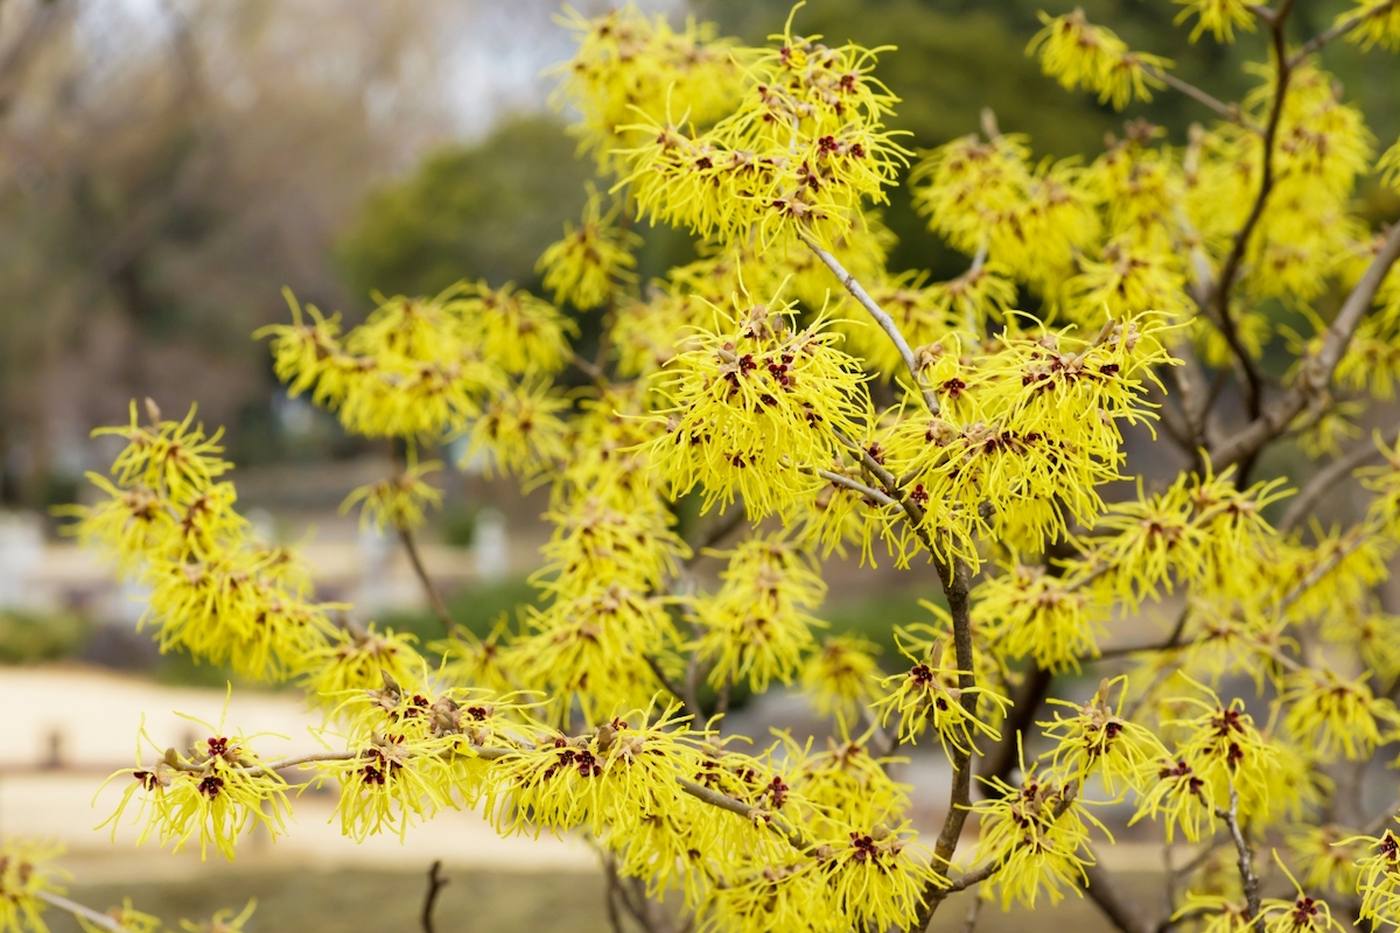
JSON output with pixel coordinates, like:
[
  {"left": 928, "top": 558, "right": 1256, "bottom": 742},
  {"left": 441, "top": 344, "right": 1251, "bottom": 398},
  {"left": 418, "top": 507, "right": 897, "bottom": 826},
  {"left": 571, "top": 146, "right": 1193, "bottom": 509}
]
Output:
[
  {"left": 440, "top": 503, "right": 479, "bottom": 550},
  {"left": 0, "top": 608, "right": 90, "bottom": 664},
  {"left": 337, "top": 117, "right": 594, "bottom": 299},
  {"left": 382, "top": 575, "right": 541, "bottom": 644}
]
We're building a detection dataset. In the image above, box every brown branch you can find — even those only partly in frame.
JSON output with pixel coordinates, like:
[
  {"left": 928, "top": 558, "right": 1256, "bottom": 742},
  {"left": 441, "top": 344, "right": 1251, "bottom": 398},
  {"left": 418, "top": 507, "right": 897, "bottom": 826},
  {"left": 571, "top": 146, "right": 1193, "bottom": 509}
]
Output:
[
  {"left": 569, "top": 351, "right": 609, "bottom": 386},
  {"left": 685, "top": 509, "right": 747, "bottom": 563},
  {"left": 1208, "top": 0, "right": 1297, "bottom": 425},
  {"left": 1212, "top": 223, "right": 1400, "bottom": 471},
  {"left": 961, "top": 897, "right": 983, "bottom": 933},
  {"left": 977, "top": 665, "right": 1052, "bottom": 790},
  {"left": 905, "top": 558, "right": 976, "bottom": 932},
  {"left": 1278, "top": 427, "right": 1395, "bottom": 533},
  {"left": 398, "top": 526, "right": 461, "bottom": 637},
  {"left": 1097, "top": 604, "right": 1192, "bottom": 662},
  {"left": 604, "top": 871, "right": 629, "bottom": 933},
  {"left": 1288, "top": 0, "right": 1399, "bottom": 67},
  {"left": 1084, "top": 861, "right": 1154, "bottom": 933},
  {"left": 1146, "top": 67, "right": 1258, "bottom": 131},
  {"left": 675, "top": 777, "right": 813, "bottom": 853},
  {"left": 797, "top": 227, "right": 941, "bottom": 415},
  {"left": 1218, "top": 788, "right": 1262, "bottom": 923},
  {"left": 421, "top": 860, "right": 449, "bottom": 933}
]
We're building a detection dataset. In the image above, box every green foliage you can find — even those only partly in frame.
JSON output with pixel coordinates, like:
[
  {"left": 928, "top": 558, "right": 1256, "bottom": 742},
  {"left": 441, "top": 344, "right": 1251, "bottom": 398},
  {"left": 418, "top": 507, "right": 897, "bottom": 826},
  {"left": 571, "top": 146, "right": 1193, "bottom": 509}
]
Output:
[
  {"left": 336, "top": 118, "right": 595, "bottom": 299},
  {"left": 0, "top": 609, "right": 89, "bottom": 665}
]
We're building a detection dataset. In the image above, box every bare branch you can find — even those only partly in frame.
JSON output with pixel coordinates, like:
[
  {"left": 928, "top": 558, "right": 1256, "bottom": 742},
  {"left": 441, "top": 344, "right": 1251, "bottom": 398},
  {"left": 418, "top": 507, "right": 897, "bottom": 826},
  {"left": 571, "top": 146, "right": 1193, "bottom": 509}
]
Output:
[
  {"left": 1146, "top": 67, "right": 1259, "bottom": 131},
  {"left": 796, "top": 227, "right": 941, "bottom": 415},
  {"left": 815, "top": 467, "right": 901, "bottom": 508},
  {"left": 1084, "top": 861, "right": 1154, "bottom": 933},
  {"left": 1288, "top": 0, "right": 1399, "bottom": 67},
  {"left": 1279, "top": 427, "right": 1395, "bottom": 532},
  {"left": 1212, "top": 223, "right": 1400, "bottom": 470},
  {"left": 1208, "top": 0, "right": 1298, "bottom": 424},
  {"left": 676, "top": 777, "right": 813, "bottom": 853},
  {"left": 421, "top": 860, "right": 449, "bottom": 933},
  {"left": 1218, "top": 788, "right": 1262, "bottom": 922},
  {"left": 905, "top": 558, "right": 977, "bottom": 931},
  {"left": 36, "top": 891, "right": 126, "bottom": 933},
  {"left": 398, "top": 526, "right": 461, "bottom": 637}
]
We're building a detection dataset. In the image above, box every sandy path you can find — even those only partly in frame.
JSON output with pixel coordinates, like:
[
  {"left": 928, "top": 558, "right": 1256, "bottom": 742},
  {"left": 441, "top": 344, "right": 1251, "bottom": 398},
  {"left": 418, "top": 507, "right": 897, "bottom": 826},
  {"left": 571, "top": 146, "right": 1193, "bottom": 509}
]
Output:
[{"left": 0, "top": 666, "right": 593, "bottom": 876}]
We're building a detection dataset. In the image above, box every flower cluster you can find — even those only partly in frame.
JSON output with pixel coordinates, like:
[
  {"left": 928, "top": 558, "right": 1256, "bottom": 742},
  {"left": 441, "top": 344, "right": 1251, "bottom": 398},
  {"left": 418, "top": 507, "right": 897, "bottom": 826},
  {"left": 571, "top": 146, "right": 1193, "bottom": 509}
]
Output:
[
  {"left": 613, "top": 6, "right": 909, "bottom": 247},
  {"left": 648, "top": 292, "right": 868, "bottom": 518},
  {"left": 67, "top": 402, "right": 336, "bottom": 680}
]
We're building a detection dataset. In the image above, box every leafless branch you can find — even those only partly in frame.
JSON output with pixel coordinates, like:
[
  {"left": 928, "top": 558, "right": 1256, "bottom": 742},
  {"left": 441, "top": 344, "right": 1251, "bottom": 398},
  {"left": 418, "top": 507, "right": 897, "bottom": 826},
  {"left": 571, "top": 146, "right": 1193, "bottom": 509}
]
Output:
[
  {"left": 905, "top": 558, "right": 977, "bottom": 931},
  {"left": 1219, "top": 788, "right": 1262, "bottom": 922},
  {"left": 421, "top": 860, "right": 449, "bottom": 933},
  {"left": 36, "top": 891, "right": 126, "bottom": 933},
  {"left": 1146, "top": 67, "right": 1258, "bottom": 131},
  {"left": 398, "top": 526, "right": 461, "bottom": 637},
  {"left": 1288, "top": 0, "right": 1399, "bottom": 67},
  {"left": 1084, "top": 860, "right": 1154, "bottom": 933},
  {"left": 1208, "top": 0, "right": 1297, "bottom": 425},
  {"left": 815, "top": 467, "right": 901, "bottom": 508},
  {"left": 1279, "top": 427, "right": 1395, "bottom": 532},
  {"left": 1212, "top": 223, "right": 1400, "bottom": 470},
  {"left": 797, "top": 227, "right": 941, "bottom": 415}
]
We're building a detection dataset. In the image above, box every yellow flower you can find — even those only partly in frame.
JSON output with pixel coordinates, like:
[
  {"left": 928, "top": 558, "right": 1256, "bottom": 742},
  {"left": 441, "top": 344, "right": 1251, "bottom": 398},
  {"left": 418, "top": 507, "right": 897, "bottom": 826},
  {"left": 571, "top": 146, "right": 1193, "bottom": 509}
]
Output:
[
  {"left": 1027, "top": 10, "right": 1171, "bottom": 111},
  {"left": 1349, "top": 820, "right": 1400, "bottom": 928},
  {"left": 1287, "top": 824, "right": 1363, "bottom": 893},
  {"left": 300, "top": 625, "right": 426, "bottom": 702},
  {"left": 178, "top": 900, "right": 257, "bottom": 933},
  {"left": 690, "top": 534, "right": 827, "bottom": 694},
  {"left": 462, "top": 380, "right": 572, "bottom": 481},
  {"left": 971, "top": 765, "right": 1112, "bottom": 908},
  {"left": 1039, "top": 676, "right": 1168, "bottom": 796},
  {"left": 873, "top": 625, "right": 1009, "bottom": 758},
  {"left": 1257, "top": 855, "right": 1345, "bottom": 932},
  {"left": 648, "top": 291, "right": 869, "bottom": 519},
  {"left": 340, "top": 458, "right": 443, "bottom": 531},
  {"left": 0, "top": 840, "right": 67, "bottom": 933},
  {"left": 1279, "top": 669, "right": 1400, "bottom": 761},
  {"left": 536, "top": 185, "right": 640, "bottom": 310},
  {"left": 1340, "top": 0, "right": 1400, "bottom": 53},
  {"left": 799, "top": 636, "right": 882, "bottom": 723},
  {"left": 1174, "top": 0, "right": 1256, "bottom": 43},
  {"left": 100, "top": 719, "right": 292, "bottom": 861}
]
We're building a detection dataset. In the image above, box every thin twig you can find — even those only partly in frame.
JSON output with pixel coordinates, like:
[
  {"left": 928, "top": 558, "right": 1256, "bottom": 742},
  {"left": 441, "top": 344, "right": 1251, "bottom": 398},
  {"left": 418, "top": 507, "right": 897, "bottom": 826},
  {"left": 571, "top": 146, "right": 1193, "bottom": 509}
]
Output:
[
  {"left": 398, "top": 526, "right": 461, "bottom": 636},
  {"left": 1278, "top": 428, "right": 1394, "bottom": 532},
  {"left": 1212, "top": 223, "right": 1400, "bottom": 470},
  {"left": 1218, "top": 788, "right": 1262, "bottom": 923},
  {"left": 977, "top": 665, "right": 1052, "bottom": 790},
  {"left": 1147, "top": 66, "right": 1258, "bottom": 131},
  {"left": 797, "top": 227, "right": 941, "bottom": 415},
  {"left": 36, "top": 891, "right": 126, "bottom": 933},
  {"left": 1209, "top": 0, "right": 1297, "bottom": 427},
  {"left": 815, "top": 468, "right": 902, "bottom": 508},
  {"left": 685, "top": 510, "right": 747, "bottom": 565},
  {"left": 1084, "top": 859, "right": 1154, "bottom": 933},
  {"left": 961, "top": 897, "right": 984, "bottom": 933},
  {"left": 905, "top": 558, "right": 977, "bottom": 932},
  {"left": 675, "top": 777, "right": 813, "bottom": 853},
  {"left": 1288, "top": 0, "right": 1399, "bottom": 67},
  {"left": 421, "top": 860, "right": 449, "bottom": 933},
  {"left": 569, "top": 351, "right": 609, "bottom": 386}
]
